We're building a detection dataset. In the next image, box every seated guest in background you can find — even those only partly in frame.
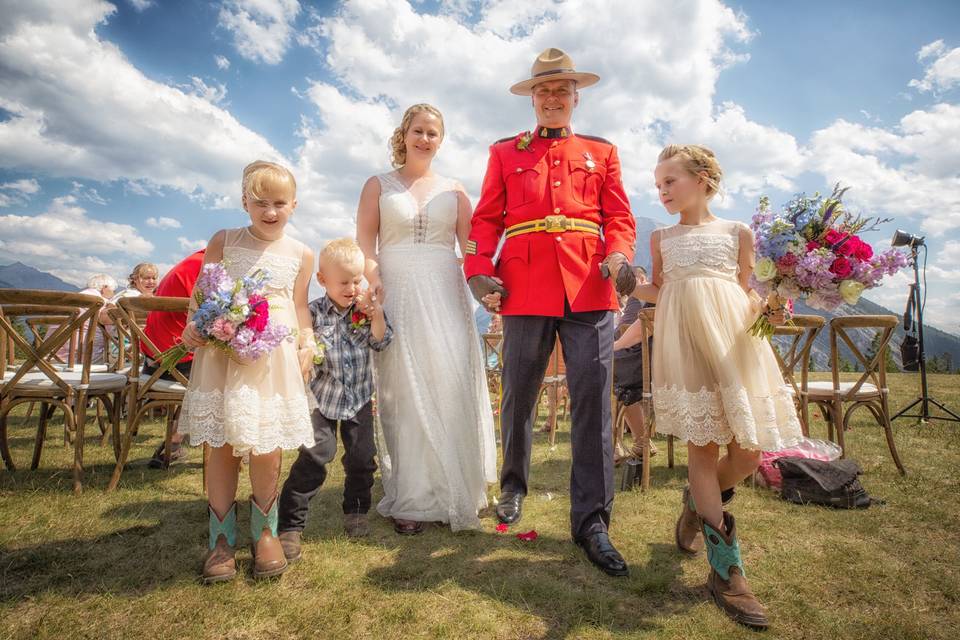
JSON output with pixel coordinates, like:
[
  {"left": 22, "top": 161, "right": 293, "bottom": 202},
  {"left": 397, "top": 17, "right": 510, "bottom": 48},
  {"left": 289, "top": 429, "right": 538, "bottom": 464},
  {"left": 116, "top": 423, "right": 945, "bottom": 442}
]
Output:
[
  {"left": 141, "top": 249, "right": 205, "bottom": 468},
  {"left": 59, "top": 273, "right": 117, "bottom": 364},
  {"left": 112, "top": 263, "right": 160, "bottom": 301},
  {"left": 612, "top": 266, "right": 656, "bottom": 463}
]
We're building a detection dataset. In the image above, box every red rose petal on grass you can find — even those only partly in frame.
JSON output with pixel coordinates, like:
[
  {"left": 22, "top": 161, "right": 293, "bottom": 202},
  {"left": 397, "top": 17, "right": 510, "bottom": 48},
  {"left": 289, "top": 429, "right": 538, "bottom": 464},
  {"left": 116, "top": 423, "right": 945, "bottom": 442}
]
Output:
[
  {"left": 515, "top": 530, "right": 538, "bottom": 541},
  {"left": 495, "top": 523, "right": 509, "bottom": 533}
]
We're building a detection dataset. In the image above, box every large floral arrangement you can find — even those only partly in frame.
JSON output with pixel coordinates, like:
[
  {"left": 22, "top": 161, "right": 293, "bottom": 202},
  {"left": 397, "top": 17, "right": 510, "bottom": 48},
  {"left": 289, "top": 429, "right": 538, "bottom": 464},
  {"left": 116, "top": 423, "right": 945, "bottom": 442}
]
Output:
[
  {"left": 158, "top": 262, "right": 290, "bottom": 370},
  {"left": 749, "top": 184, "right": 908, "bottom": 338}
]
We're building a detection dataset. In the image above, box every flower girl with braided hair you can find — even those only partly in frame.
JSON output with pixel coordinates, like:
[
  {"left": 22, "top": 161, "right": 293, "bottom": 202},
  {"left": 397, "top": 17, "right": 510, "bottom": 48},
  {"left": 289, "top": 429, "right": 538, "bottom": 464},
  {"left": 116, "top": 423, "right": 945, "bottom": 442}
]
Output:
[{"left": 631, "top": 144, "right": 802, "bottom": 629}]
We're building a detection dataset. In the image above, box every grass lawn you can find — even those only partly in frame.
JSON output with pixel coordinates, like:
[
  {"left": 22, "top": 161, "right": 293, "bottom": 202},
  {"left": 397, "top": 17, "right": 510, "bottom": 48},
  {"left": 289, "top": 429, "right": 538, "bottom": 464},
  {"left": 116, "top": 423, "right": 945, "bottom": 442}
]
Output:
[{"left": 2, "top": 372, "right": 959, "bottom": 639}]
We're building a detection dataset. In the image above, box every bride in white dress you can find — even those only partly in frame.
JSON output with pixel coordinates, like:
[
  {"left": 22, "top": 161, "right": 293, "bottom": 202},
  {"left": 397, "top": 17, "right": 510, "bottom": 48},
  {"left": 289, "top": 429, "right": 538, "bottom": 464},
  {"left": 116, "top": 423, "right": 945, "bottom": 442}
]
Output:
[{"left": 356, "top": 104, "right": 497, "bottom": 533}]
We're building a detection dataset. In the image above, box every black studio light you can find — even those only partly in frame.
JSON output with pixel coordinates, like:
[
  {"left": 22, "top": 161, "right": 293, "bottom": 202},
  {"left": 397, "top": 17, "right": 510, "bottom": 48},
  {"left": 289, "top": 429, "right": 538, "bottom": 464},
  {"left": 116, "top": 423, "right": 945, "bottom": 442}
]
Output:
[{"left": 891, "top": 229, "right": 959, "bottom": 425}]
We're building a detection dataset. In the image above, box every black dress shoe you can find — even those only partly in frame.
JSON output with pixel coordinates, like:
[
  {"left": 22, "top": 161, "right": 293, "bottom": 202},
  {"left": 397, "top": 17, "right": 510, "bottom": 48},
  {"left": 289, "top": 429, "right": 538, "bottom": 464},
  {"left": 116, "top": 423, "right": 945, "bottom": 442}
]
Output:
[
  {"left": 495, "top": 492, "right": 524, "bottom": 525},
  {"left": 576, "top": 532, "right": 630, "bottom": 577}
]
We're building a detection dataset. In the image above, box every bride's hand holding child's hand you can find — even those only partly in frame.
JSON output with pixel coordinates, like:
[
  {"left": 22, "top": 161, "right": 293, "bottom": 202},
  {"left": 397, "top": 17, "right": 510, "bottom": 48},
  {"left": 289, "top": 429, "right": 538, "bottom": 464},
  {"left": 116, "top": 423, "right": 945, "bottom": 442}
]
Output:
[
  {"left": 360, "top": 288, "right": 383, "bottom": 317},
  {"left": 180, "top": 321, "right": 206, "bottom": 348}
]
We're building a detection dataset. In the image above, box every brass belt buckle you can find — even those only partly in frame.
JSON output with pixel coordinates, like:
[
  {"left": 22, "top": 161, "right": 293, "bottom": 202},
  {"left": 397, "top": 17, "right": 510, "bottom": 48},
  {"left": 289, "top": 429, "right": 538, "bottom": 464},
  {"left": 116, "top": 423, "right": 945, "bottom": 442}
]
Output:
[{"left": 544, "top": 215, "right": 568, "bottom": 233}]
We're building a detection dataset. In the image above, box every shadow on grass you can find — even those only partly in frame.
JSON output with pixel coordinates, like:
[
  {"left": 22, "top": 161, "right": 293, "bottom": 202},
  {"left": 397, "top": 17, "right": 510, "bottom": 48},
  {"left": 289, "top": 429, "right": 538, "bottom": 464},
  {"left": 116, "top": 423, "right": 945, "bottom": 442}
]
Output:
[
  {"left": 0, "top": 498, "right": 210, "bottom": 602},
  {"left": 359, "top": 526, "right": 693, "bottom": 638}
]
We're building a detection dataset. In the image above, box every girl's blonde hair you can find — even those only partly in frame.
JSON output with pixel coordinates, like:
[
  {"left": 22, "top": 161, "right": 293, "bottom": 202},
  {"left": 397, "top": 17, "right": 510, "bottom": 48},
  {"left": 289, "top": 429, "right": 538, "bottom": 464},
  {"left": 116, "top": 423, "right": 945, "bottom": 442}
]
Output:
[
  {"left": 657, "top": 144, "right": 723, "bottom": 199},
  {"left": 319, "top": 237, "right": 365, "bottom": 274},
  {"left": 242, "top": 160, "right": 297, "bottom": 200},
  {"left": 128, "top": 262, "right": 158, "bottom": 289},
  {"left": 390, "top": 104, "right": 445, "bottom": 168}
]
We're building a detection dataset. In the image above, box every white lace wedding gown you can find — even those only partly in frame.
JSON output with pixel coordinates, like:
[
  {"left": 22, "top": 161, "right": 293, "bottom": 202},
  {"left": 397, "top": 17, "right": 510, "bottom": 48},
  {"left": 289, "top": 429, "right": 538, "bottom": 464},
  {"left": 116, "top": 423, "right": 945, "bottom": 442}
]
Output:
[{"left": 373, "top": 171, "right": 497, "bottom": 531}]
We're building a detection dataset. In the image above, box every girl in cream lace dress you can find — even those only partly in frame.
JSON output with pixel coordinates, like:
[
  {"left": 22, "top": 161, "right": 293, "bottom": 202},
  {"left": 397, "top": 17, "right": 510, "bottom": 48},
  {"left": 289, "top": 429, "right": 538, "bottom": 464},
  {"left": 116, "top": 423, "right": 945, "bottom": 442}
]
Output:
[
  {"left": 633, "top": 145, "right": 801, "bottom": 629},
  {"left": 179, "top": 161, "right": 316, "bottom": 583}
]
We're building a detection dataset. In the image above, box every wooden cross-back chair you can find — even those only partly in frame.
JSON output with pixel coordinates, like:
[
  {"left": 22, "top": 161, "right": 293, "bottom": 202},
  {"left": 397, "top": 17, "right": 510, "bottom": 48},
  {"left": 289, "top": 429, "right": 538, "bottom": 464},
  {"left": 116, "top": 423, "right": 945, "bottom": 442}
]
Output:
[
  {"left": 0, "top": 290, "right": 126, "bottom": 493},
  {"left": 806, "top": 315, "right": 905, "bottom": 475},
  {"left": 770, "top": 314, "right": 825, "bottom": 436},
  {"left": 107, "top": 295, "right": 191, "bottom": 491}
]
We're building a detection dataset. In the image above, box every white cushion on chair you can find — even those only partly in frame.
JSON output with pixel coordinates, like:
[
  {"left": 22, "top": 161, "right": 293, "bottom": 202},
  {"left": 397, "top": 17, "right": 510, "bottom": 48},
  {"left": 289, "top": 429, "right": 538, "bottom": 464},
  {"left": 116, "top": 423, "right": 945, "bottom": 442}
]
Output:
[
  {"left": 806, "top": 380, "right": 879, "bottom": 399},
  {"left": 12, "top": 370, "right": 127, "bottom": 393},
  {"left": 138, "top": 374, "right": 186, "bottom": 394}
]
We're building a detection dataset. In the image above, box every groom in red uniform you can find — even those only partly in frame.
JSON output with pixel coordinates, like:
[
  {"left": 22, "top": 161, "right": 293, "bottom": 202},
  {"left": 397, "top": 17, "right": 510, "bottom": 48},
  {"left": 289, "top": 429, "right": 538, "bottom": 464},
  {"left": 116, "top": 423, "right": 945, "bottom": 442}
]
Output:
[{"left": 465, "top": 48, "right": 636, "bottom": 576}]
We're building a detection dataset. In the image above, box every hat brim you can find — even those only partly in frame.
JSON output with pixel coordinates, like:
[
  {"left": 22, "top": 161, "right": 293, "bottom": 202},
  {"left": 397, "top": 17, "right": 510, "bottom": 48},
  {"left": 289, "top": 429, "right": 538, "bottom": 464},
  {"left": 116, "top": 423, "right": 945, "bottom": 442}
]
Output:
[{"left": 509, "top": 72, "right": 600, "bottom": 96}]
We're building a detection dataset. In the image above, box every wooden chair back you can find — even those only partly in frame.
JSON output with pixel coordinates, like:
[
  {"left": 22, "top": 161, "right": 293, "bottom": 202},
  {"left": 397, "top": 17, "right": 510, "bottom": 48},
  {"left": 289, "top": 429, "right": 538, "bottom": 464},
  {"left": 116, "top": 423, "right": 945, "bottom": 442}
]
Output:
[
  {"left": 1, "top": 304, "right": 83, "bottom": 369},
  {"left": 0, "top": 291, "right": 102, "bottom": 397},
  {"left": 829, "top": 315, "right": 897, "bottom": 401}
]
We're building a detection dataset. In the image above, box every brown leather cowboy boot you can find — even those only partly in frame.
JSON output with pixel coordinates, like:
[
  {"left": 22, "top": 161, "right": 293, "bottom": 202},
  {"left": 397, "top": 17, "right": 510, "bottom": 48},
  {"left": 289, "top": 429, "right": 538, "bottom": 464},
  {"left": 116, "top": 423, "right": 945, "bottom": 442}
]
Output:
[
  {"left": 675, "top": 486, "right": 736, "bottom": 555},
  {"left": 202, "top": 502, "right": 237, "bottom": 584},
  {"left": 675, "top": 486, "right": 704, "bottom": 554},
  {"left": 702, "top": 512, "right": 769, "bottom": 629},
  {"left": 250, "top": 493, "right": 288, "bottom": 579}
]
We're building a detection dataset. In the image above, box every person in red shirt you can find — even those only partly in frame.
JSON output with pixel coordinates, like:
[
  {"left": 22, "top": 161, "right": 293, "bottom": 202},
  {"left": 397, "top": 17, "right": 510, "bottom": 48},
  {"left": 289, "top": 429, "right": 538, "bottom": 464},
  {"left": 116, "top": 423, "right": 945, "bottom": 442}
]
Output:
[
  {"left": 142, "top": 248, "right": 205, "bottom": 467},
  {"left": 464, "top": 48, "right": 636, "bottom": 577}
]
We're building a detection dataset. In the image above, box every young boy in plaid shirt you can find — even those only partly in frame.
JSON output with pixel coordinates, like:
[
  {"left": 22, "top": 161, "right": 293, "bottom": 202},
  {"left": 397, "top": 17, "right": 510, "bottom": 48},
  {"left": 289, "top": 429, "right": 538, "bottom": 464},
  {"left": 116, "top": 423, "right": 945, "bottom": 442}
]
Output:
[{"left": 278, "top": 238, "right": 392, "bottom": 559}]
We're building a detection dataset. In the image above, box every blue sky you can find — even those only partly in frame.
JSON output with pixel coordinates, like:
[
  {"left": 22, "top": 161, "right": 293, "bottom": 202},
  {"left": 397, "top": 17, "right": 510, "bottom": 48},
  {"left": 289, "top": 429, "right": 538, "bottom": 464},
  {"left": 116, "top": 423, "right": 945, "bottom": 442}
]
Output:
[{"left": 1, "top": 0, "right": 958, "bottom": 331}]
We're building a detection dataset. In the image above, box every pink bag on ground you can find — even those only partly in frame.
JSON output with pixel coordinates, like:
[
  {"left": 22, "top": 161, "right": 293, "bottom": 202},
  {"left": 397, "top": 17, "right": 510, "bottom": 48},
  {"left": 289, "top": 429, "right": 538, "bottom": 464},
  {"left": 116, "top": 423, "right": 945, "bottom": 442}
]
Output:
[{"left": 756, "top": 438, "right": 842, "bottom": 489}]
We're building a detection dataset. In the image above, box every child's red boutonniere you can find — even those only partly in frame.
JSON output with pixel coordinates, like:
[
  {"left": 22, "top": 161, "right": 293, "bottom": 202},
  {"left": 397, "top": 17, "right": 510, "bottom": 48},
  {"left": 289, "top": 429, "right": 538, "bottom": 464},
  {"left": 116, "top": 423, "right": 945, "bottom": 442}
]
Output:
[
  {"left": 516, "top": 131, "right": 534, "bottom": 151},
  {"left": 495, "top": 523, "right": 509, "bottom": 533},
  {"left": 350, "top": 309, "right": 368, "bottom": 331}
]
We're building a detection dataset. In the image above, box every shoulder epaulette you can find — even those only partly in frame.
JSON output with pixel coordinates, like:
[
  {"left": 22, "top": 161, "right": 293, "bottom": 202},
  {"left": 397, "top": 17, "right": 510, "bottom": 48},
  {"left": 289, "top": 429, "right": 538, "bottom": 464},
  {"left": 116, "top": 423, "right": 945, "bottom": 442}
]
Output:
[
  {"left": 494, "top": 135, "right": 516, "bottom": 144},
  {"left": 575, "top": 133, "right": 612, "bottom": 145}
]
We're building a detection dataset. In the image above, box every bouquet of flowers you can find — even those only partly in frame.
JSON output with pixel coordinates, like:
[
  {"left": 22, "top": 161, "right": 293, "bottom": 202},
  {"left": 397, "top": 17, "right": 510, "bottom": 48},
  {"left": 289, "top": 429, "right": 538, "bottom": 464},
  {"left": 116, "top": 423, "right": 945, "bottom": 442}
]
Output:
[
  {"left": 748, "top": 184, "right": 908, "bottom": 338},
  {"left": 157, "top": 263, "right": 291, "bottom": 371}
]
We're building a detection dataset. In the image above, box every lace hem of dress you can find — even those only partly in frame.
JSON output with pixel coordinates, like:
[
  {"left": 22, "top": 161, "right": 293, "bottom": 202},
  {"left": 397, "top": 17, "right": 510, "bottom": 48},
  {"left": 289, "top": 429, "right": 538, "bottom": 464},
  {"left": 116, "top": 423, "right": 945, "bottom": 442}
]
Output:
[
  {"left": 653, "top": 383, "right": 802, "bottom": 451},
  {"left": 661, "top": 234, "right": 739, "bottom": 273},
  {"left": 179, "top": 386, "right": 313, "bottom": 455}
]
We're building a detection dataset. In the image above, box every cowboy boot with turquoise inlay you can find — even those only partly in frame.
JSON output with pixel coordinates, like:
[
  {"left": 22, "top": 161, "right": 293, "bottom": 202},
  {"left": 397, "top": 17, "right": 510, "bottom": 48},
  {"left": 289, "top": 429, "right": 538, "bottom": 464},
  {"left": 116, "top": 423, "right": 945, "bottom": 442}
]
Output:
[
  {"left": 702, "top": 511, "right": 768, "bottom": 629},
  {"left": 675, "top": 486, "right": 736, "bottom": 555},
  {"left": 250, "top": 493, "right": 288, "bottom": 579},
  {"left": 202, "top": 502, "right": 237, "bottom": 584}
]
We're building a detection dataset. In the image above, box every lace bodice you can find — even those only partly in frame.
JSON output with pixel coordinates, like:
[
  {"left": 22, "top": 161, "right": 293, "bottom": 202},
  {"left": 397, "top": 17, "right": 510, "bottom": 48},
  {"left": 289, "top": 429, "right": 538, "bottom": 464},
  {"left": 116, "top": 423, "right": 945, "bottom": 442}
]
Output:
[
  {"left": 659, "top": 219, "right": 745, "bottom": 284},
  {"left": 221, "top": 227, "right": 304, "bottom": 295},
  {"left": 377, "top": 172, "right": 459, "bottom": 250}
]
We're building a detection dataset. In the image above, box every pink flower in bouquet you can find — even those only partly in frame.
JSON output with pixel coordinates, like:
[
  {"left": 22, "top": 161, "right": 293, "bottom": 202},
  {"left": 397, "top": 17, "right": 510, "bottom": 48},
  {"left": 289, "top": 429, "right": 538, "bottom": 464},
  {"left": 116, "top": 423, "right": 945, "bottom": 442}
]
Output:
[
  {"left": 824, "top": 229, "right": 848, "bottom": 247},
  {"left": 245, "top": 295, "right": 270, "bottom": 332},
  {"left": 806, "top": 240, "right": 820, "bottom": 252},
  {"left": 852, "top": 238, "right": 873, "bottom": 261},
  {"left": 777, "top": 252, "right": 798, "bottom": 274},
  {"left": 829, "top": 256, "right": 853, "bottom": 278},
  {"left": 209, "top": 317, "right": 237, "bottom": 342}
]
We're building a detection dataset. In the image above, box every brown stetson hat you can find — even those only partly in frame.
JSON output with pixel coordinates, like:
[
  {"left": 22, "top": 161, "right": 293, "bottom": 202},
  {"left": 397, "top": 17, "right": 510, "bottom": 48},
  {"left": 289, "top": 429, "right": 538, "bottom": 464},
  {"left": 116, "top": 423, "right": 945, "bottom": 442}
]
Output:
[{"left": 509, "top": 47, "right": 600, "bottom": 96}]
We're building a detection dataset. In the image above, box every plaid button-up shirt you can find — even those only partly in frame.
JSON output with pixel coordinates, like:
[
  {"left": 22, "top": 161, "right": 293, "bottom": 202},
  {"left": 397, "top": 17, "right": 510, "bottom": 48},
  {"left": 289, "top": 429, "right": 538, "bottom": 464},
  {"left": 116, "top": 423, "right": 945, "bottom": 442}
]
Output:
[{"left": 308, "top": 295, "right": 393, "bottom": 421}]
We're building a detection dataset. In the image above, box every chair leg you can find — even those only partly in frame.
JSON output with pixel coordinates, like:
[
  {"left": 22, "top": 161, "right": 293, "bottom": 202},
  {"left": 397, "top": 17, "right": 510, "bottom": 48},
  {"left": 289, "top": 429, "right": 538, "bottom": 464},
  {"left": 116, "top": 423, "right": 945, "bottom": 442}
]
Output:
[
  {"left": 832, "top": 399, "right": 846, "bottom": 460},
  {"left": 73, "top": 391, "right": 88, "bottom": 495},
  {"left": 107, "top": 407, "right": 139, "bottom": 492},
  {"left": 667, "top": 435, "right": 674, "bottom": 469},
  {"left": 0, "top": 403, "right": 15, "bottom": 471},
  {"left": 25, "top": 401, "right": 35, "bottom": 421},
  {"left": 31, "top": 401, "right": 51, "bottom": 470},
  {"left": 97, "top": 397, "right": 111, "bottom": 447},
  {"left": 880, "top": 397, "right": 906, "bottom": 475}
]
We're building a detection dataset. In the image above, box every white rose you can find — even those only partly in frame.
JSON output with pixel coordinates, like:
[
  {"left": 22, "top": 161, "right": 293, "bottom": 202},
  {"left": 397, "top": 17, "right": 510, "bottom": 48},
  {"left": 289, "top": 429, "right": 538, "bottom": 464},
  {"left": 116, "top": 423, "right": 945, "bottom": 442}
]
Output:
[
  {"left": 839, "top": 280, "right": 865, "bottom": 305},
  {"left": 754, "top": 257, "right": 778, "bottom": 282}
]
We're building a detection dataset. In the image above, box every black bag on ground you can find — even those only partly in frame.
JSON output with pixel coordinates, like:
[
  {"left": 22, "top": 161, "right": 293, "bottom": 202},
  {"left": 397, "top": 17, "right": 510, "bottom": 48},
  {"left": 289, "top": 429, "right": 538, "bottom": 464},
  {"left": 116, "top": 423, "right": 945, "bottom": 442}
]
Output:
[{"left": 775, "top": 457, "right": 873, "bottom": 509}]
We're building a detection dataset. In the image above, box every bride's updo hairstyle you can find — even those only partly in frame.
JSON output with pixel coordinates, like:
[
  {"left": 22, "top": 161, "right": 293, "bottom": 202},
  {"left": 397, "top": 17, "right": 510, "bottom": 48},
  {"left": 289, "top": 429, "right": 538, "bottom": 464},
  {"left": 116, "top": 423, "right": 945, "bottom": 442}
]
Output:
[
  {"left": 657, "top": 144, "right": 723, "bottom": 200},
  {"left": 390, "top": 104, "right": 445, "bottom": 168}
]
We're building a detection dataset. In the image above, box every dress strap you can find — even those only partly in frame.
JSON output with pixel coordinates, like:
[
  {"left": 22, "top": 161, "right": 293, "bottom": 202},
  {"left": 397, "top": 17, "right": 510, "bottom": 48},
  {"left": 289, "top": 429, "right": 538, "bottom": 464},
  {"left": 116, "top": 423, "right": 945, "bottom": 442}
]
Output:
[{"left": 376, "top": 172, "right": 404, "bottom": 196}]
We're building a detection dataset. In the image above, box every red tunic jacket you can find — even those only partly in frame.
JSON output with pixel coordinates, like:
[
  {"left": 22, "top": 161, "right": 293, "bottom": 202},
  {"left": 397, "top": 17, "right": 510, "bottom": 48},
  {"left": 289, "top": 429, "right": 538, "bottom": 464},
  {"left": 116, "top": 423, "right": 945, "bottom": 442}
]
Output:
[{"left": 464, "top": 130, "right": 636, "bottom": 316}]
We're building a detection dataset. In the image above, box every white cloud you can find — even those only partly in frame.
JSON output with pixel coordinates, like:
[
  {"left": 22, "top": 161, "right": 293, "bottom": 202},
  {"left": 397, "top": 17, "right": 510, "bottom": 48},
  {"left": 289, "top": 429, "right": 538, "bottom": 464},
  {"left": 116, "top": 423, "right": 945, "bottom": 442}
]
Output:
[
  {"left": 909, "top": 39, "right": 960, "bottom": 93},
  {"left": 0, "top": 178, "right": 41, "bottom": 207},
  {"left": 0, "top": 195, "right": 153, "bottom": 286},
  {"left": 187, "top": 76, "right": 228, "bottom": 104},
  {"left": 0, "top": 0, "right": 285, "bottom": 208},
  {"left": 177, "top": 237, "right": 207, "bottom": 252},
  {"left": 128, "top": 0, "right": 154, "bottom": 11},
  {"left": 70, "top": 181, "right": 108, "bottom": 205},
  {"left": 215, "top": 54, "right": 231, "bottom": 70},
  {"left": 146, "top": 216, "right": 182, "bottom": 229},
  {"left": 806, "top": 103, "right": 960, "bottom": 237},
  {"left": 218, "top": 0, "right": 300, "bottom": 65}
]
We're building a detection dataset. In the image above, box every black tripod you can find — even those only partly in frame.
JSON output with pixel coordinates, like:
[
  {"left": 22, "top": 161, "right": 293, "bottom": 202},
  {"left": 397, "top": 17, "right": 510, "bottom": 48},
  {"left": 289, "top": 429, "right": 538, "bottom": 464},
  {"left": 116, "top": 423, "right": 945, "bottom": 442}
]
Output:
[{"left": 891, "top": 240, "right": 960, "bottom": 424}]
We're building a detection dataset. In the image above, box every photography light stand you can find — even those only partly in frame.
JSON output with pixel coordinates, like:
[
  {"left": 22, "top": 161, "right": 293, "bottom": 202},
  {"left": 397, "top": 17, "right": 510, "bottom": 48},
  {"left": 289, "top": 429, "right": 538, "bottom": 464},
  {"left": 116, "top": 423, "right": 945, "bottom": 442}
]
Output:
[{"left": 890, "top": 231, "right": 960, "bottom": 425}]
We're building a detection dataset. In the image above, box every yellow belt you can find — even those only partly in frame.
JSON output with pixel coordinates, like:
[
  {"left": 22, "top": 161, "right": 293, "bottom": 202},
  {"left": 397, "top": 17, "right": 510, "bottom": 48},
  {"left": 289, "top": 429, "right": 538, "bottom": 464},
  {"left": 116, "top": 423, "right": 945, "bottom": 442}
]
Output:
[{"left": 504, "top": 215, "right": 601, "bottom": 239}]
